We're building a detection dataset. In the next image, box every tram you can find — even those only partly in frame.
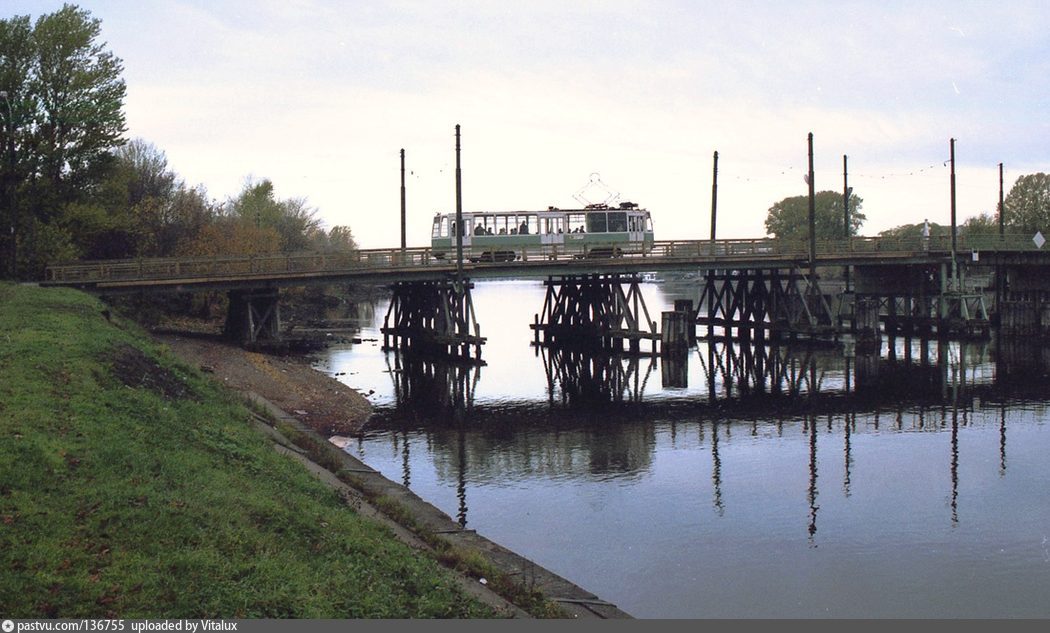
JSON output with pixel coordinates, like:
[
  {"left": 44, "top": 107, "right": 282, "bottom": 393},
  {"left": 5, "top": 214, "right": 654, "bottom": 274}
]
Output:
[{"left": 430, "top": 202, "right": 654, "bottom": 261}]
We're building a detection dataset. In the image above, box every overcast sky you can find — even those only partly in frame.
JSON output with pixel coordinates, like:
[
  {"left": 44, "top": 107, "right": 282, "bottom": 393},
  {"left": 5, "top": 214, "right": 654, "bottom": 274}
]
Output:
[{"left": 10, "top": 1, "right": 1050, "bottom": 247}]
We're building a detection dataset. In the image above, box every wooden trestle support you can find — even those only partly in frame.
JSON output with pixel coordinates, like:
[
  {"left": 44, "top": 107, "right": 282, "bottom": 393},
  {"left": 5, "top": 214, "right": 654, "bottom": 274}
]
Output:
[
  {"left": 695, "top": 268, "right": 837, "bottom": 343},
  {"left": 224, "top": 288, "right": 281, "bottom": 345},
  {"left": 530, "top": 274, "right": 661, "bottom": 354},
  {"left": 381, "top": 279, "right": 486, "bottom": 360}
]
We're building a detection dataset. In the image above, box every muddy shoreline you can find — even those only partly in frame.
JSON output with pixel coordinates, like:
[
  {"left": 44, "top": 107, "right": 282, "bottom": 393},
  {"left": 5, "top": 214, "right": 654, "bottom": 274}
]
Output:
[{"left": 156, "top": 332, "right": 373, "bottom": 437}]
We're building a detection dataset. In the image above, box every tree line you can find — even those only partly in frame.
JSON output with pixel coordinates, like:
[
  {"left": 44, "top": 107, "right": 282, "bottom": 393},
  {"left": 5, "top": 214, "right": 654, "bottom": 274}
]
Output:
[
  {"left": 765, "top": 176, "right": 1050, "bottom": 244},
  {"left": 0, "top": 4, "right": 356, "bottom": 281}
]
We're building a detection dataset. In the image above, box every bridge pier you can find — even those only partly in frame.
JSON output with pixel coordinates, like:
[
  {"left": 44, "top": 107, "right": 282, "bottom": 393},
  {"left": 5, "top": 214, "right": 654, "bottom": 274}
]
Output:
[
  {"left": 997, "top": 266, "right": 1050, "bottom": 339},
  {"left": 530, "top": 274, "right": 660, "bottom": 354},
  {"left": 852, "top": 263, "right": 989, "bottom": 341},
  {"left": 695, "top": 267, "right": 836, "bottom": 344},
  {"left": 224, "top": 288, "right": 281, "bottom": 345},
  {"left": 381, "top": 279, "right": 486, "bottom": 361}
]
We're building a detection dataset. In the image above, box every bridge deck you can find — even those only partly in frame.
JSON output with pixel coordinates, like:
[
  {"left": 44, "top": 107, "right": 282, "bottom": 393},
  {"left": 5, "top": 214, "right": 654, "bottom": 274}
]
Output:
[{"left": 41, "top": 234, "right": 1045, "bottom": 294}]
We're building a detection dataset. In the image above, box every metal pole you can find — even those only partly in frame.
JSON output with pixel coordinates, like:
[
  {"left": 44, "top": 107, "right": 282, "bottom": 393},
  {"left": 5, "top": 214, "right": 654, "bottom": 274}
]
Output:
[
  {"left": 400, "top": 148, "right": 406, "bottom": 252},
  {"left": 455, "top": 124, "right": 463, "bottom": 283},
  {"left": 807, "top": 133, "right": 816, "bottom": 281},
  {"left": 710, "top": 151, "right": 718, "bottom": 241},
  {"left": 842, "top": 154, "right": 850, "bottom": 292},
  {"left": 950, "top": 138, "right": 958, "bottom": 290}
]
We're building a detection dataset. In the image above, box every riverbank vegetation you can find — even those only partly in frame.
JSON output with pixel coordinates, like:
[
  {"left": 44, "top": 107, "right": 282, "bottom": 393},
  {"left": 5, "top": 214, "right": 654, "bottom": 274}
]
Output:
[{"left": 0, "top": 282, "right": 496, "bottom": 618}]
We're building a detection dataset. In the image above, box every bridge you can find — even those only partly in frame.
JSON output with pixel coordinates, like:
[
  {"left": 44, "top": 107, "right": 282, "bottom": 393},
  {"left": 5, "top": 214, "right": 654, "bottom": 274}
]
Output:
[{"left": 42, "top": 232, "right": 1050, "bottom": 358}]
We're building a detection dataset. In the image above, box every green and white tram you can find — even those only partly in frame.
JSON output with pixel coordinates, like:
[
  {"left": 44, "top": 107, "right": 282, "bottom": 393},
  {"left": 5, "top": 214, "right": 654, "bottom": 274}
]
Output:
[{"left": 430, "top": 202, "right": 654, "bottom": 261}]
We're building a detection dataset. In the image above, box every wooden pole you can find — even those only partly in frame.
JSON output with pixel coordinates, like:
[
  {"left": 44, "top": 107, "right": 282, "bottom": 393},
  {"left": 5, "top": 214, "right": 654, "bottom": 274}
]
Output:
[
  {"left": 842, "top": 154, "right": 850, "bottom": 292},
  {"left": 710, "top": 151, "right": 718, "bottom": 241},
  {"left": 950, "top": 138, "right": 958, "bottom": 290},
  {"left": 400, "top": 148, "right": 407, "bottom": 252},
  {"left": 998, "top": 162, "right": 1005, "bottom": 238},
  {"left": 807, "top": 133, "right": 816, "bottom": 281},
  {"left": 455, "top": 125, "right": 463, "bottom": 283}
]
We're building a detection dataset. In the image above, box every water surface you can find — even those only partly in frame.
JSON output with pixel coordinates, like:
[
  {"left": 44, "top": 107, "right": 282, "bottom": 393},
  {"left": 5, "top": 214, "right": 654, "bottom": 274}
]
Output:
[{"left": 312, "top": 279, "right": 1050, "bottom": 618}]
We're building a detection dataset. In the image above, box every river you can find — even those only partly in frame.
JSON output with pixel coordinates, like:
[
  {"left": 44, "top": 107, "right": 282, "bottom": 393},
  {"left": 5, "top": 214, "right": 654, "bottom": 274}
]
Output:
[{"left": 310, "top": 278, "right": 1050, "bottom": 618}]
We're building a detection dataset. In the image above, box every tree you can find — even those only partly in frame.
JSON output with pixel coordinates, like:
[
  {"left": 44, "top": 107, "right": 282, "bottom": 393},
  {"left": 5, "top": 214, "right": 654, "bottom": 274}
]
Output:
[
  {"left": 764, "top": 190, "right": 865, "bottom": 242},
  {"left": 313, "top": 225, "right": 358, "bottom": 252},
  {"left": 31, "top": 4, "right": 126, "bottom": 202},
  {"left": 1003, "top": 173, "right": 1050, "bottom": 235},
  {"left": 226, "top": 178, "right": 322, "bottom": 252},
  {"left": 0, "top": 14, "right": 34, "bottom": 277},
  {"left": 960, "top": 213, "right": 999, "bottom": 239},
  {"left": 0, "top": 4, "right": 127, "bottom": 277}
]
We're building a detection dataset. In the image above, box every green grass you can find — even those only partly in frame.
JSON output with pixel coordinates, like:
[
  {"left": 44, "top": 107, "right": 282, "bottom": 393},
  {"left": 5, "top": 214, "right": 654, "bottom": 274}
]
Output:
[{"left": 0, "top": 283, "right": 496, "bottom": 618}]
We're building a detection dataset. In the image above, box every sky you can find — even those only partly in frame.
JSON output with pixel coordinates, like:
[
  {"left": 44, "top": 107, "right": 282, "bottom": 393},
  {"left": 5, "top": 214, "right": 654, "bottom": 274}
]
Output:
[{"left": 8, "top": 0, "right": 1050, "bottom": 248}]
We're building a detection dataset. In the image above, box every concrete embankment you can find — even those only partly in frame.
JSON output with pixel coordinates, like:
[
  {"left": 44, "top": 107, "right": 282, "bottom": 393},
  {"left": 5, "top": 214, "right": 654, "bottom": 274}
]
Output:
[{"left": 242, "top": 391, "right": 632, "bottom": 619}]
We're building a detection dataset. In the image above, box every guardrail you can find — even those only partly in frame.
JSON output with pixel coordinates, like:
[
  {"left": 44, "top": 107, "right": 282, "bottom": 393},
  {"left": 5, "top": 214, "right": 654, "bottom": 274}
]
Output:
[{"left": 43, "top": 234, "right": 1045, "bottom": 285}]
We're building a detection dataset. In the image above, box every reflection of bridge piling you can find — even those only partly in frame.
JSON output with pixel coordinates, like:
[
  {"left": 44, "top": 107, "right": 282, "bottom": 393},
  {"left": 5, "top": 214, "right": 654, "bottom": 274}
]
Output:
[
  {"left": 542, "top": 346, "right": 656, "bottom": 405},
  {"left": 381, "top": 279, "right": 486, "bottom": 360},
  {"left": 388, "top": 350, "right": 482, "bottom": 413}
]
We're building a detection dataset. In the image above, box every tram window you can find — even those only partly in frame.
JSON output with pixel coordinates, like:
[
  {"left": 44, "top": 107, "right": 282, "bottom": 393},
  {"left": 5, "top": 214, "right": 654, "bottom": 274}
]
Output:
[
  {"left": 435, "top": 217, "right": 448, "bottom": 238},
  {"left": 544, "top": 217, "right": 564, "bottom": 234},
  {"left": 646, "top": 215, "right": 653, "bottom": 232},
  {"left": 568, "top": 213, "right": 586, "bottom": 233},
  {"left": 607, "top": 212, "right": 627, "bottom": 233},
  {"left": 587, "top": 213, "right": 608, "bottom": 233},
  {"left": 519, "top": 216, "right": 536, "bottom": 235}
]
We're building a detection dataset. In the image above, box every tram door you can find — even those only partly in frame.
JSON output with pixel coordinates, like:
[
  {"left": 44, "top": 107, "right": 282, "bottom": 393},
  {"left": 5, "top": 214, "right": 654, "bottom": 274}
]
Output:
[
  {"left": 628, "top": 212, "right": 645, "bottom": 247},
  {"left": 539, "top": 215, "right": 565, "bottom": 250},
  {"left": 457, "top": 213, "right": 473, "bottom": 250}
]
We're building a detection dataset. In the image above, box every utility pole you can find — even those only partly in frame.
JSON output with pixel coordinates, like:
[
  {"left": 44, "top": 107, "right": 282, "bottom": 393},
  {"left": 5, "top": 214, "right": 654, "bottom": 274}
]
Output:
[
  {"left": 807, "top": 133, "right": 816, "bottom": 282},
  {"left": 710, "top": 151, "right": 718, "bottom": 241},
  {"left": 842, "top": 154, "right": 850, "bottom": 293},
  {"left": 949, "top": 138, "right": 958, "bottom": 290},
  {"left": 998, "top": 162, "right": 1004, "bottom": 239},
  {"left": 455, "top": 124, "right": 463, "bottom": 283},
  {"left": 996, "top": 161, "right": 1005, "bottom": 322},
  {"left": 400, "top": 149, "right": 407, "bottom": 253}
]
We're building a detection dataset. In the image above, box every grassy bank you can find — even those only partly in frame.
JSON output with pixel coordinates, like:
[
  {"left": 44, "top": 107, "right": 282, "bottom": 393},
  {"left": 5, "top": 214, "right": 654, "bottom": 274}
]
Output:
[{"left": 0, "top": 283, "right": 496, "bottom": 618}]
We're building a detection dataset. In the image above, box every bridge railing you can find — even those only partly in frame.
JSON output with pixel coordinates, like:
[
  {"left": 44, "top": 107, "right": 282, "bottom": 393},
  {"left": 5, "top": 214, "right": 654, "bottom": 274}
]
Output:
[
  {"left": 44, "top": 247, "right": 441, "bottom": 283},
  {"left": 43, "top": 234, "right": 1047, "bottom": 285}
]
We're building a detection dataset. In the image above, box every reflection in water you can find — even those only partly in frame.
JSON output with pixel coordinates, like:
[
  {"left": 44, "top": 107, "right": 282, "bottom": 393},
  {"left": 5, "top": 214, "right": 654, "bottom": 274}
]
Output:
[
  {"left": 807, "top": 416, "right": 818, "bottom": 543},
  {"left": 362, "top": 334, "right": 1030, "bottom": 534},
  {"left": 541, "top": 346, "right": 656, "bottom": 405},
  {"left": 710, "top": 421, "right": 724, "bottom": 516},
  {"left": 843, "top": 413, "right": 854, "bottom": 498},
  {"left": 388, "top": 351, "right": 481, "bottom": 415},
  {"left": 323, "top": 282, "right": 1050, "bottom": 617},
  {"left": 456, "top": 428, "right": 468, "bottom": 528},
  {"left": 1000, "top": 404, "right": 1007, "bottom": 476},
  {"left": 951, "top": 406, "right": 959, "bottom": 525}
]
